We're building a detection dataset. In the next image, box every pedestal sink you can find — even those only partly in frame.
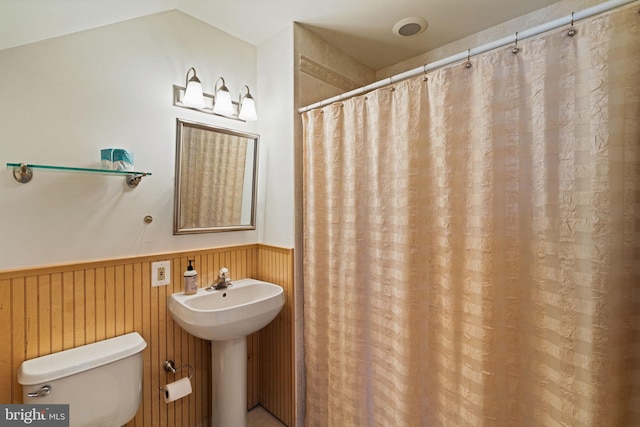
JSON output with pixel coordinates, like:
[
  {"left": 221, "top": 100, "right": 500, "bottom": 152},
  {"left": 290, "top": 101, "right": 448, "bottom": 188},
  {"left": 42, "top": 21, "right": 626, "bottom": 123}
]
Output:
[{"left": 168, "top": 278, "right": 285, "bottom": 427}]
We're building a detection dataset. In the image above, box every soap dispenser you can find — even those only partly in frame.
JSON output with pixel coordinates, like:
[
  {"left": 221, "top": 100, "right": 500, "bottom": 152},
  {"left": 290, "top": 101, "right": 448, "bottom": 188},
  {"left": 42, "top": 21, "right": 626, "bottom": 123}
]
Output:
[{"left": 183, "top": 260, "right": 198, "bottom": 295}]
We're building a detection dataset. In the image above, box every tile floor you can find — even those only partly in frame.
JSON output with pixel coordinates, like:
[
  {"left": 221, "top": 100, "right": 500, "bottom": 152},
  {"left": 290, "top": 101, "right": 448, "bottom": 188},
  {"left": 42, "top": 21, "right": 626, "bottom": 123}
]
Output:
[{"left": 247, "top": 406, "right": 286, "bottom": 427}]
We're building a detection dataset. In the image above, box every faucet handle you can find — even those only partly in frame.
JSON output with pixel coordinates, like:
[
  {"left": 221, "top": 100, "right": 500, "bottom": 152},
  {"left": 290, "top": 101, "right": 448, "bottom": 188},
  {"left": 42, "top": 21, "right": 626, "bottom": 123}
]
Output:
[{"left": 219, "top": 267, "right": 229, "bottom": 278}]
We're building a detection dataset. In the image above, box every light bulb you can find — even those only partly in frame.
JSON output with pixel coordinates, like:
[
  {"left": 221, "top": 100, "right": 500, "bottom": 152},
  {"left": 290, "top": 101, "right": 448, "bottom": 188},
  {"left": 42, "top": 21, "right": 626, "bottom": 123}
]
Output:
[
  {"left": 239, "top": 95, "right": 257, "bottom": 121},
  {"left": 213, "top": 78, "right": 234, "bottom": 115},
  {"left": 182, "top": 68, "right": 205, "bottom": 108}
]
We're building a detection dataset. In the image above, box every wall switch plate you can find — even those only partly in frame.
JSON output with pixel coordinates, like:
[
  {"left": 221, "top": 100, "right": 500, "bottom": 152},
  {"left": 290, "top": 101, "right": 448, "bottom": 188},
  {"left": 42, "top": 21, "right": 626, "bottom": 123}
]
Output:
[{"left": 151, "top": 261, "right": 171, "bottom": 287}]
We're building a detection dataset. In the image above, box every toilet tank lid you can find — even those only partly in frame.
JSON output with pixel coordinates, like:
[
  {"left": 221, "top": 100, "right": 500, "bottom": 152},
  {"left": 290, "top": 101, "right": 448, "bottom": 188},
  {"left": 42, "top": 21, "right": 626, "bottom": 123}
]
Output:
[{"left": 17, "top": 332, "right": 147, "bottom": 385}]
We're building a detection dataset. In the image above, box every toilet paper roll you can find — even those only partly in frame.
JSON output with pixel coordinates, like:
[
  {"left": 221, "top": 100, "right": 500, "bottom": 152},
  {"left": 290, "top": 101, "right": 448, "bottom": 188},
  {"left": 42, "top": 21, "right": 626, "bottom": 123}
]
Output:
[{"left": 163, "top": 377, "right": 192, "bottom": 403}]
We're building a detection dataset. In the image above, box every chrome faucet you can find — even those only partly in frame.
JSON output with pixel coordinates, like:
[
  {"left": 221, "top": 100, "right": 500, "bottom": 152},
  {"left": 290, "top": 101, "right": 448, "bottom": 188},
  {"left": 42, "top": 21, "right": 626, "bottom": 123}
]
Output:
[{"left": 205, "top": 268, "right": 231, "bottom": 291}]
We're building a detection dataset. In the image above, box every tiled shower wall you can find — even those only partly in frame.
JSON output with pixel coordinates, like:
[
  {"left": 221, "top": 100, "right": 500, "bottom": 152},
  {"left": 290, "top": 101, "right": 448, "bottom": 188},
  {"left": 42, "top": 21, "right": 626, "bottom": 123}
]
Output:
[{"left": 0, "top": 244, "right": 294, "bottom": 427}]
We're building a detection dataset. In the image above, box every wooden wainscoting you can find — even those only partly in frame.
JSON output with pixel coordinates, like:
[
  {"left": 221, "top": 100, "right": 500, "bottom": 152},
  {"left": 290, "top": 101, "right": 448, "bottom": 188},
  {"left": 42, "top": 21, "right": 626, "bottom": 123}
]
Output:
[
  {"left": 256, "top": 246, "right": 295, "bottom": 426},
  {"left": 0, "top": 244, "right": 295, "bottom": 427}
]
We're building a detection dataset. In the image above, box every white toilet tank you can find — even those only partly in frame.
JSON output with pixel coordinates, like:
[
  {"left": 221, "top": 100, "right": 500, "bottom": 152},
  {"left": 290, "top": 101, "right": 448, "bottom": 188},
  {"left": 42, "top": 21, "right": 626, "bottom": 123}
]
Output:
[{"left": 17, "top": 332, "right": 147, "bottom": 427}]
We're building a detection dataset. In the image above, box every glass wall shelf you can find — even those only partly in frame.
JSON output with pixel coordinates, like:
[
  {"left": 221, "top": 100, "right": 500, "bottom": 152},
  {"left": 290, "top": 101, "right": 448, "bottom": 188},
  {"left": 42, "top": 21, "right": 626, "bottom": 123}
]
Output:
[{"left": 7, "top": 162, "right": 152, "bottom": 188}]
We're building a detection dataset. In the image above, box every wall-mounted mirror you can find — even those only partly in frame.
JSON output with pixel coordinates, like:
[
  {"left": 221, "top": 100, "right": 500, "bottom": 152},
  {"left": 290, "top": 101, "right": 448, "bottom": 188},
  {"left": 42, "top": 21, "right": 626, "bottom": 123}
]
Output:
[{"left": 174, "top": 119, "right": 258, "bottom": 234}]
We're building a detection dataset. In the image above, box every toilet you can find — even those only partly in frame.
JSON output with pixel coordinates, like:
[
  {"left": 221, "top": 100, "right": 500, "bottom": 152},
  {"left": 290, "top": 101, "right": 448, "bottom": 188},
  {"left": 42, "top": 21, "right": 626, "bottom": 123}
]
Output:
[{"left": 17, "top": 332, "right": 147, "bottom": 427}]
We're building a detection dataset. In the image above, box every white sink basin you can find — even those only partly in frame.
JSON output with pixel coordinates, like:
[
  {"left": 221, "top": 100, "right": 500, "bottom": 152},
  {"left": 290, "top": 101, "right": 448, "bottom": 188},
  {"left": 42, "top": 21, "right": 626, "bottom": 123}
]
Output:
[{"left": 167, "top": 278, "right": 285, "bottom": 341}]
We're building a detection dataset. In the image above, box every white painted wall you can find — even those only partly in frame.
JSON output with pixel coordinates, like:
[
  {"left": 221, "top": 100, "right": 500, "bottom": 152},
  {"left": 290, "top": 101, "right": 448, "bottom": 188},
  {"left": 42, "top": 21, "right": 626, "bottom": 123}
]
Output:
[
  {"left": 257, "top": 26, "right": 295, "bottom": 248},
  {"left": 0, "top": 11, "right": 263, "bottom": 269}
]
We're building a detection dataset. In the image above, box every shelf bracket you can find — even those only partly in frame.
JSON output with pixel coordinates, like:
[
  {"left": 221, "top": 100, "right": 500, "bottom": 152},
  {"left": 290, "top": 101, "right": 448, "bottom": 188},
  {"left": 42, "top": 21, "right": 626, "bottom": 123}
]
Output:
[
  {"left": 126, "top": 173, "right": 148, "bottom": 188},
  {"left": 12, "top": 163, "right": 33, "bottom": 184}
]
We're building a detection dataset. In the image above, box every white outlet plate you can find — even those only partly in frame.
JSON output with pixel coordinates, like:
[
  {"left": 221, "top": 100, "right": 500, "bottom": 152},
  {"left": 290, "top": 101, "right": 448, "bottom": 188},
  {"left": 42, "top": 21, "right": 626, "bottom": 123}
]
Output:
[{"left": 151, "top": 261, "right": 171, "bottom": 287}]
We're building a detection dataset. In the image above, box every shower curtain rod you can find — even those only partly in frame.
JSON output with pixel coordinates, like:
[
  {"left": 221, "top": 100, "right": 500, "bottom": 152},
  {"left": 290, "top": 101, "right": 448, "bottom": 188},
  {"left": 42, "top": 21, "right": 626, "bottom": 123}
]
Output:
[{"left": 298, "top": 0, "right": 637, "bottom": 113}]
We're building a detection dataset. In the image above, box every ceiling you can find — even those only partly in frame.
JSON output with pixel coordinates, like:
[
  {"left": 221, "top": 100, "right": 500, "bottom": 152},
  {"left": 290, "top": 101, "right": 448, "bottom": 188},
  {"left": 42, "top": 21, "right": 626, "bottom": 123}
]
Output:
[{"left": 1, "top": 0, "right": 564, "bottom": 70}]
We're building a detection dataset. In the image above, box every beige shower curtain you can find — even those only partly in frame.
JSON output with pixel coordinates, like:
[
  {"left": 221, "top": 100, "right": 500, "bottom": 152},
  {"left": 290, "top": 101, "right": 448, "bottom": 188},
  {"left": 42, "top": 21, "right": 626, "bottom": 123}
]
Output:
[{"left": 302, "top": 5, "right": 639, "bottom": 426}]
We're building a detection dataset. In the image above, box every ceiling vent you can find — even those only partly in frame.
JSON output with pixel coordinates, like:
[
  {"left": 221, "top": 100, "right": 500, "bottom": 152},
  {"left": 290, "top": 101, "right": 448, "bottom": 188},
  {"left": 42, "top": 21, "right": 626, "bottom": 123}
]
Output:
[{"left": 393, "top": 17, "right": 428, "bottom": 37}]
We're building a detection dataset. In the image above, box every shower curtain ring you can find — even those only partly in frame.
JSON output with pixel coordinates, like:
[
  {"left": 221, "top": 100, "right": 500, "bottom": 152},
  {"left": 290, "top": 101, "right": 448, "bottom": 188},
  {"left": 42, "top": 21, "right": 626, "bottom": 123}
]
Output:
[
  {"left": 465, "top": 49, "right": 472, "bottom": 68},
  {"left": 512, "top": 32, "right": 520, "bottom": 54},
  {"left": 422, "top": 65, "right": 428, "bottom": 82},
  {"left": 567, "top": 12, "right": 577, "bottom": 36}
]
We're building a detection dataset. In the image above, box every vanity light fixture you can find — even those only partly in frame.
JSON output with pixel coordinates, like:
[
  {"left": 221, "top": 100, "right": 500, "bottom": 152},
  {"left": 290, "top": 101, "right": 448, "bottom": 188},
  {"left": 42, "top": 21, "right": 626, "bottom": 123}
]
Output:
[
  {"left": 182, "top": 67, "right": 206, "bottom": 108},
  {"left": 212, "top": 77, "right": 234, "bottom": 116},
  {"left": 173, "top": 69, "right": 257, "bottom": 121},
  {"left": 238, "top": 85, "right": 257, "bottom": 122}
]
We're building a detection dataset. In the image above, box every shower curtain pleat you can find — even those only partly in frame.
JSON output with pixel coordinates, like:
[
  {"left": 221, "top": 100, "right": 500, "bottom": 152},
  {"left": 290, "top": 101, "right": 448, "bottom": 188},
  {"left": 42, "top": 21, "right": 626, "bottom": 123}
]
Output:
[{"left": 303, "top": 4, "right": 640, "bottom": 426}]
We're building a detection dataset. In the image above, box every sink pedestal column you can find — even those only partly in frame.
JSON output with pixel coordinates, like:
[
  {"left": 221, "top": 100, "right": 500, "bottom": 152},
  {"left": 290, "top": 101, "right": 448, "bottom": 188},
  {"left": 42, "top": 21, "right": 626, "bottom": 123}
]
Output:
[{"left": 211, "top": 337, "right": 247, "bottom": 427}]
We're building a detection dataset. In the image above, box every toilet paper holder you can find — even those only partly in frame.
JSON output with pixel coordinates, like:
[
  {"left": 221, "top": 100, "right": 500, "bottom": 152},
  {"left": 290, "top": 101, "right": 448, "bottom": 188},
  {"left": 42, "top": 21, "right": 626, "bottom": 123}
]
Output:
[
  {"left": 162, "top": 360, "right": 193, "bottom": 379},
  {"left": 160, "top": 359, "right": 194, "bottom": 395},
  {"left": 160, "top": 360, "right": 194, "bottom": 403}
]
